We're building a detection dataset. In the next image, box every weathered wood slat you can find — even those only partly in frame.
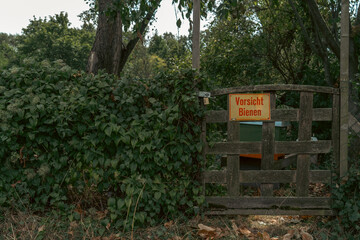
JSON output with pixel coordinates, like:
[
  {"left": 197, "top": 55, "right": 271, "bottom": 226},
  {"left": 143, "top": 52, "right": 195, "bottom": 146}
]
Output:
[
  {"left": 205, "top": 109, "right": 332, "bottom": 123},
  {"left": 241, "top": 170, "right": 294, "bottom": 183},
  {"left": 204, "top": 170, "right": 227, "bottom": 183},
  {"left": 332, "top": 94, "right": 340, "bottom": 174},
  {"left": 312, "top": 108, "right": 333, "bottom": 121},
  {"left": 276, "top": 141, "right": 331, "bottom": 154},
  {"left": 309, "top": 170, "right": 332, "bottom": 183},
  {"left": 205, "top": 140, "right": 331, "bottom": 154},
  {"left": 201, "top": 106, "right": 207, "bottom": 195},
  {"left": 206, "top": 196, "right": 331, "bottom": 209},
  {"left": 271, "top": 108, "right": 332, "bottom": 122},
  {"left": 227, "top": 117, "right": 240, "bottom": 196},
  {"left": 205, "top": 209, "right": 335, "bottom": 216},
  {"left": 296, "top": 92, "right": 313, "bottom": 197},
  {"left": 203, "top": 170, "right": 331, "bottom": 184},
  {"left": 261, "top": 92, "right": 276, "bottom": 196},
  {"left": 339, "top": 0, "right": 349, "bottom": 178},
  {"left": 205, "top": 110, "right": 228, "bottom": 123},
  {"left": 205, "top": 142, "right": 262, "bottom": 154},
  {"left": 211, "top": 84, "right": 339, "bottom": 96}
]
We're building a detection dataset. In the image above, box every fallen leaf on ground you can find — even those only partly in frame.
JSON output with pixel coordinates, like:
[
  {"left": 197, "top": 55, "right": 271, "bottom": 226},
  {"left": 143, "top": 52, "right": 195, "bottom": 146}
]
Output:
[
  {"left": 261, "top": 232, "right": 271, "bottom": 240},
  {"left": 239, "top": 227, "right": 252, "bottom": 236},
  {"left": 168, "top": 236, "right": 182, "bottom": 240},
  {"left": 282, "top": 229, "right": 295, "bottom": 240},
  {"left": 96, "top": 210, "right": 108, "bottom": 220},
  {"left": 164, "top": 220, "right": 174, "bottom": 228},
  {"left": 230, "top": 220, "right": 239, "bottom": 236},
  {"left": 198, "top": 224, "right": 216, "bottom": 232},
  {"left": 106, "top": 222, "right": 111, "bottom": 230},
  {"left": 198, "top": 224, "right": 222, "bottom": 239},
  {"left": 38, "top": 225, "right": 45, "bottom": 232},
  {"left": 300, "top": 229, "right": 313, "bottom": 240}
]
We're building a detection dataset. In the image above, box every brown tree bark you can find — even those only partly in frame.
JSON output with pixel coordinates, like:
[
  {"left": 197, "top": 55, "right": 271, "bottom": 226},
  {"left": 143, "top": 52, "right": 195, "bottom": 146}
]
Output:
[{"left": 87, "top": 0, "right": 157, "bottom": 76}]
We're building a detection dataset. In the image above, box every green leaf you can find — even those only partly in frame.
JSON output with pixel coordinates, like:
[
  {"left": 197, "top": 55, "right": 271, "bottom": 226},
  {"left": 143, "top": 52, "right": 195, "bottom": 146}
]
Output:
[
  {"left": 107, "top": 197, "right": 116, "bottom": 207},
  {"left": 154, "top": 192, "right": 161, "bottom": 200},
  {"left": 176, "top": 19, "right": 181, "bottom": 28},
  {"left": 105, "top": 126, "right": 112, "bottom": 136},
  {"left": 117, "top": 199, "right": 124, "bottom": 210}
]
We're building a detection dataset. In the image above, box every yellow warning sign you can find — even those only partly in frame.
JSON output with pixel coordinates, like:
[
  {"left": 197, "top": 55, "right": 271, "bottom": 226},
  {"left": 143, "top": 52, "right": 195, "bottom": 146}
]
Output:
[{"left": 229, "top": 93, "right": 271, "bottom": 121}]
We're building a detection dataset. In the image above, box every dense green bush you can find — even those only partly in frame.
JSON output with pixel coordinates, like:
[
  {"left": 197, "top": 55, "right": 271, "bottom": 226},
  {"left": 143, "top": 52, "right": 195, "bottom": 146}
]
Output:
[
  {"left": 325, "top": 165, "right": 360, "bottom": 239},
  {"left": 0, "top": 59, "right": 204, "bottom": 227}
]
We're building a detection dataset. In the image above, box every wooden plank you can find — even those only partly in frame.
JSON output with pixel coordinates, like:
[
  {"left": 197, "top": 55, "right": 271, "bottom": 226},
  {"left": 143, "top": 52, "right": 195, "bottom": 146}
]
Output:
[
  {"left": 276, "top": 141, "right": 331, "bottom": 154},
  {"left": 204, "top": 170, "right": 227, "bottom": 183},
  {"left": 205, "top": 142, "right": 261, "bottom": 154},
  {"left": 204, "top": 170, "right": 331, "bottom": 184},
  {"left": 192, "top": 0, "right": 200, "bottom": 69},
  {"left": 205, "top": 140, "right": 331, "bottom": 155},
  {"left": 261, "top": 92, "right": 275, "bottom": 196},
  {"left": 332, "top": 94, "right": 340, "bottom": 175},
  {"left": 205, "top": 209, "right": 334, "bottom": 216},
  {"left": 271, "top": 108, "right": 332, "bottom": 121},
  {"left": 226, "top": 155, "right": 240, "bottom": 196},
  {"left": 340, "top": 0, "right": 349, "bottom": 178},
  {"left": 206, "top": 196, "right": 331, "bottom": 209},
  {"left": 309, "top": 170, "right": 332, "bottom": 183},
  {"left": 205, "top": 110, "right": 227, "bottom": 123},
  {"left": 205, "top": 108, "right": 332, "bottom": 123},
  {"left": 296, "top": 92, "right": 313, "bottom": 197},
  {"left": 201, "top": 108, "right": 207, "bottom": 195},
  {"left": 271, "top": 109, "right": 298, "bottom": 121},
  {"left": 312, "top": 108, "right": 333, "bottom": 121},
  {"left": 241, "top": 170, "right": 295, "bottom": 183},
  {"left": 227, "top": 119, "right": 240, "bottom": 196},
  {"left": 211, "top": 84, "right": 339, "bottom": 96}
]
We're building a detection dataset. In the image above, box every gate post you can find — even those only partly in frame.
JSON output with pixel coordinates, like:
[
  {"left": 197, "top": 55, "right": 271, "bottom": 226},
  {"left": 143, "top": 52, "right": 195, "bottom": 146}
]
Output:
[{"left": 339, "top": 0, "right": 349, "bottom": 177}]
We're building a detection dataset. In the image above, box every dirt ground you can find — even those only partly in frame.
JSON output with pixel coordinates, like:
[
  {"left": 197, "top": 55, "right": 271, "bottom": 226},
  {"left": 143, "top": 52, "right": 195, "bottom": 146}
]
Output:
[{"left": 1, "top": 209, "right": 333, "bottom": 240}]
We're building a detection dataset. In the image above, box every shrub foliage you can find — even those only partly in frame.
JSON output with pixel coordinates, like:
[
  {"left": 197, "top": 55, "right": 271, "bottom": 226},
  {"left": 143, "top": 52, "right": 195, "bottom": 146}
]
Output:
[{"left": 0, "top": 59, "right": 204, "bottom": 227}]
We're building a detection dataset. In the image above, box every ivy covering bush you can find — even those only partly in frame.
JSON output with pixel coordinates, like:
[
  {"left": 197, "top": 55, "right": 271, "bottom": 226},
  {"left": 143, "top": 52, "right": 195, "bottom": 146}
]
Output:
[{"left": 0, "top": 59, "right": 204, "bottom": 227}]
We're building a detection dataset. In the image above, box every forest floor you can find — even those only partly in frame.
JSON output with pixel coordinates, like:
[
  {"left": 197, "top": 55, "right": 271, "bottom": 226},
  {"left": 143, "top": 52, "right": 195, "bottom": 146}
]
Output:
[{"left": 0, "top": 209, "right": 335, "bottom": 240}]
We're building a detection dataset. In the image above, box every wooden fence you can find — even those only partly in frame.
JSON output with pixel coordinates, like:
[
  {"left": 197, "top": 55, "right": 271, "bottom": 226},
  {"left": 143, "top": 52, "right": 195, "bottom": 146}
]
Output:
[{"left": 201, "top": 84, "right": 341, "bottom": 215}]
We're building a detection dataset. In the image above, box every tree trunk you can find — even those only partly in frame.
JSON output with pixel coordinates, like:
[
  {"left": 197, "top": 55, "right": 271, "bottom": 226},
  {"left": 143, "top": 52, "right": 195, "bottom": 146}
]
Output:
[
  {"left": 87, "top": 0, "right": 123, "bottom": 76},
  {"left": 87, "top": 0, "right": 157, "bottom": 76}
]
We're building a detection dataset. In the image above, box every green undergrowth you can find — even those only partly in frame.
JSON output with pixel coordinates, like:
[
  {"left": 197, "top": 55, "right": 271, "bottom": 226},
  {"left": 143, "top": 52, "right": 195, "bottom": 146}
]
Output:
[
  {"left": 0, "top": 58, "right": 205, "bottom": 229},
  {"left": 324, "top": 162, "right": 360, "bottom": 239}
]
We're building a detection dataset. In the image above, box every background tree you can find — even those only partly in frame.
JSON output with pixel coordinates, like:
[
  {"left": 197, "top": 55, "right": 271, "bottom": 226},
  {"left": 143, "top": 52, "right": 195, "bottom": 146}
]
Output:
[
  {"left": 121, "top": 34, "right": 166, "bottom": 79},
  {"left": 202, "top": 0, "right": 360, "bottom": 89},
  {"left": 18, "top": 12, "right": 95, "bottom": 70},
  {"left": 148, "top": 32, "right": 191, "bottom": 67},
  {"left": 86, "top": 0, "right": 215, "bottom": 76},
  {"left": 0, "top": 33, "right": 19, "bottom": 69}
]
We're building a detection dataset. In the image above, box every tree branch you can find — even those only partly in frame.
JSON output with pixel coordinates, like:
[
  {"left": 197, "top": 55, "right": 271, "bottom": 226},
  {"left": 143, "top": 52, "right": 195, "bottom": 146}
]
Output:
[
  {"left": 304, "top": 0, "right": 340, "bottom": 59},
  {"left": 288, "top": 0, "right": 319, "bottom": 56},
  {"left": 119, "top": 4, "right": 158, "bottom": 74},
  {"left": 356, "top": 2, "right": 360, "bottom": 25}
]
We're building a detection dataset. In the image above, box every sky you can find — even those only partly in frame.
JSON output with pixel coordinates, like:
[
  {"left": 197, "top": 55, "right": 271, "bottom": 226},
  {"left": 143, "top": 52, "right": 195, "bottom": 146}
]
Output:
[{"left": 0, "top": 0, "right": 208, "bottom": 37}]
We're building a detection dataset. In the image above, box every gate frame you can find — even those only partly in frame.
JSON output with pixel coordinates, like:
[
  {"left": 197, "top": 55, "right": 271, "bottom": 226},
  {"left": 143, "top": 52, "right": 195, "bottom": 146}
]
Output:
[{"left": 201, "top": 84, "right": 342, "bottom": 216}]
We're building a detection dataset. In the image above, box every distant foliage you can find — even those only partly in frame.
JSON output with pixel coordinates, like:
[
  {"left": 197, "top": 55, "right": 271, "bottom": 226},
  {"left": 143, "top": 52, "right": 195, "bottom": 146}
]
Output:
[
  {"left": 18, "top": 12, "right": 95, "bottom": 71},
  {"left": 0, "top": 59, "right": 204, "bottom": 227},
  {"left": 0, "top": 33, "right": 19, "bottom": 69}
]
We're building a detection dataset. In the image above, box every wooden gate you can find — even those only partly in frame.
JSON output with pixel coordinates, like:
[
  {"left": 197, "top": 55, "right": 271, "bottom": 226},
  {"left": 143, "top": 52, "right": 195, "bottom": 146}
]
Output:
[{"left": 201, "top": 84, "right": 341, "bottom": 215}]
